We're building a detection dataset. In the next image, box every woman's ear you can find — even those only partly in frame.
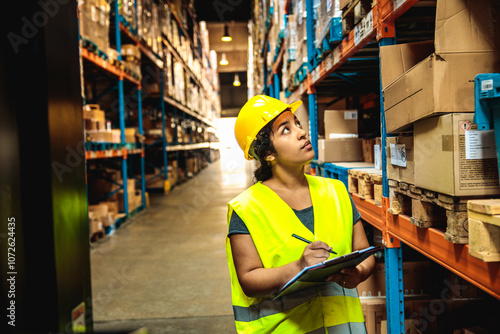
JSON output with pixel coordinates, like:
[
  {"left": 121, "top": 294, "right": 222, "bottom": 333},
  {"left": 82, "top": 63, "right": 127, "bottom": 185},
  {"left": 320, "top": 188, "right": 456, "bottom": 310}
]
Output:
[{"left": 265, "top": 155, "right": 275, "bottom": 162}]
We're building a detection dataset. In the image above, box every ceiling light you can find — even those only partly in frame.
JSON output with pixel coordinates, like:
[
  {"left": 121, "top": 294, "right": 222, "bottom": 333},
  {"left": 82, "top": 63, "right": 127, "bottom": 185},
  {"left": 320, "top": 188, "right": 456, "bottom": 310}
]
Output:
[
  {"left": 221, "top": 23, "right": 232, "bottom": 42},
  {"left": 233, "top": 74, "right": 241, "bottom": 87},
  {"left": 220, "top": 53, "right": 228, "bottom": 66}
]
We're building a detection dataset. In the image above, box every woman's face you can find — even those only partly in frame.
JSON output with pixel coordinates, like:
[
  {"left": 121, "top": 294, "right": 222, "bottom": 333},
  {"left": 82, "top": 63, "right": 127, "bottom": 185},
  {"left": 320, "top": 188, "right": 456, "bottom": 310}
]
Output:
[{"left": 269, "top": 111, "right": 315, "bottom": 166}]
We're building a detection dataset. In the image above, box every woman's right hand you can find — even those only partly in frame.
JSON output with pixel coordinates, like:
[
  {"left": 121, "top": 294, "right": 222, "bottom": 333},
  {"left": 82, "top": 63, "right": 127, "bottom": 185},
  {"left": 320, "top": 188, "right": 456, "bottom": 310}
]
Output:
[{"left": 299, "top": 240, "right": 332, "bottom": 268}]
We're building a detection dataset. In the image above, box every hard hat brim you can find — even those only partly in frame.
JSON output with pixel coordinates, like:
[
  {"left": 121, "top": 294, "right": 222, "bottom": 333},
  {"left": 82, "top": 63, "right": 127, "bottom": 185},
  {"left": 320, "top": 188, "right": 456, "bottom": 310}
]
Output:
[{"left": 244, "top": 100, "right": 303, "bottom": 160}]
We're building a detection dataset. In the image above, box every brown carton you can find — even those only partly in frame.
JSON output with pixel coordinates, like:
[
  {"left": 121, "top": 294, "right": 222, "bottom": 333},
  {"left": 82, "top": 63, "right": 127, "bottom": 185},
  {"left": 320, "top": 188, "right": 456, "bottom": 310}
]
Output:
[
  {"left": 414, "top": 113, "right": 500, "bottom": 196},
  {"left": 324, "top": 109, "right": 358, "bottom": 138},
  {"left": 383, "top": 52, "right": 500, "bottom": 133},
  {"left": 380, "top": 40, "right": 434, "bottom": 89},
  {"left": 435, "top": 0, "right": 500, "bottom": 53},
  {"left": 386, "top": 136, "right": 414, "bottom": 184},
  {"left": 317, "top": 138, "right": 363, "bottom": 162}
]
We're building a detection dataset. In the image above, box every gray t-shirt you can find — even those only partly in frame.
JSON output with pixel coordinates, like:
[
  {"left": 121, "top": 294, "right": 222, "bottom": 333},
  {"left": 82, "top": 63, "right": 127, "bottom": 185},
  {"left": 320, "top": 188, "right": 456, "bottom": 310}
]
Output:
[{"left": 228, "top": 194, "right": 361, "bottom": 237}]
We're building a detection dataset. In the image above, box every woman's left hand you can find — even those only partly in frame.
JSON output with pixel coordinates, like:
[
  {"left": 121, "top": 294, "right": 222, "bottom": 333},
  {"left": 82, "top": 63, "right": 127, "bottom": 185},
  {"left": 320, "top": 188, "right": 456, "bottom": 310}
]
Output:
[{"left": 325, "top": 267, "right": 363, "bottom": 289}]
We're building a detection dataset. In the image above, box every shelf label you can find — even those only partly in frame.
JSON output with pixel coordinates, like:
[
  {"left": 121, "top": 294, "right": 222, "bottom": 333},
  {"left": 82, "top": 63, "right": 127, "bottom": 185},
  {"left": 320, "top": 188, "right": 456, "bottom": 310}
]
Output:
[
  {"left": 354, "top": 10, "right": 373, "bottom": 46},
  {"left": 393, "top": 0, "right": 407, "bottom": 11},
  {"left": 390, "top": 143, "right": 407, "bottom": 167},
  {"left": 374, "top": 145, "right": 381, "bottom": 170},
  {"left": 465, "top": 130, "right": 497, "bottom": 159}
]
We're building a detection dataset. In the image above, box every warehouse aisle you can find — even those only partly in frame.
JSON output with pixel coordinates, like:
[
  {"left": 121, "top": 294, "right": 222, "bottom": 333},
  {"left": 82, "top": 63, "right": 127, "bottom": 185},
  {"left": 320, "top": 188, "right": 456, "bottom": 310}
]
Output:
[{"left": 91, "top": 147, "right": 255, "bottom": 333}]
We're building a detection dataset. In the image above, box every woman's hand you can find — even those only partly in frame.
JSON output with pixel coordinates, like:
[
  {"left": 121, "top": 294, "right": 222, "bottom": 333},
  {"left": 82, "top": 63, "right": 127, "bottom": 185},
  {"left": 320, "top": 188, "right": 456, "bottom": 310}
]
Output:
[
  {"left": 325, "top": 220, "right": 376, "bottom": 289},
  {"left": 299, "top": 240, "right": 333, "bottom": 268},
  {"left": 325, "top": 267, "right": 363, "bottom": 289}
]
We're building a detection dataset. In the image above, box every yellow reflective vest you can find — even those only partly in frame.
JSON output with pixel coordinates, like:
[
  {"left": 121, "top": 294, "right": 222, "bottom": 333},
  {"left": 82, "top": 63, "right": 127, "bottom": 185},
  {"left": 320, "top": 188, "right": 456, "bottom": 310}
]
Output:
[{"left": 226, "top": 174, "right": 366, "bottom": 334}]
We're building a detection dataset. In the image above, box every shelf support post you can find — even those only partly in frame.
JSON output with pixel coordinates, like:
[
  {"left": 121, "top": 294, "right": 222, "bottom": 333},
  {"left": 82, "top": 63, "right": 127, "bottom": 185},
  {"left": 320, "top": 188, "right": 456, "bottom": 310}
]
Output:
[
  {"left": 160, "top": 70, "right": 170, "bottom": 193},
  {"left": 274, "top": 73, "right": 280, "bottom": 99},
  {"left": 379, "top": 36, "right": 404, "bottom": 334},
  {"left": 137, "top": 88, "right": 146, "bottom": 207}
]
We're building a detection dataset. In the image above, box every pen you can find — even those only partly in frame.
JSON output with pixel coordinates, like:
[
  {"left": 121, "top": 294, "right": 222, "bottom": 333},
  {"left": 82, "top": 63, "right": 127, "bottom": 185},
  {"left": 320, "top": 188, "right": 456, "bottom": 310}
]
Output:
[{"left": 292, "top": 234, "right": 337, "bottom": 254}]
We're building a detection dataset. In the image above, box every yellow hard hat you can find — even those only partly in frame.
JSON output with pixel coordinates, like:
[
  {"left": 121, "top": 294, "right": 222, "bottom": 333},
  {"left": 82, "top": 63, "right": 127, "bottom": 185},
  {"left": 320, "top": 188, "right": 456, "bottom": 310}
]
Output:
[{"left": 235, "top": 95, "right": 302, "bottom": 160}]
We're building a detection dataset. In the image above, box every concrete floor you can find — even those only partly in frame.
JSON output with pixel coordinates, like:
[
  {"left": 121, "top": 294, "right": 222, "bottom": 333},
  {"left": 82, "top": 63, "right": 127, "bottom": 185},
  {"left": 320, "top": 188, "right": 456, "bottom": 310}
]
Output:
[{"left": 91, "top": 148, "right": 255, "bottom": 334}]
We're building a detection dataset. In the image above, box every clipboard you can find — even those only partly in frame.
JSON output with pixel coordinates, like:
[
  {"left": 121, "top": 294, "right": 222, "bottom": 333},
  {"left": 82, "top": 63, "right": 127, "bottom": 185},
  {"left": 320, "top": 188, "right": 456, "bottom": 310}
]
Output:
[{"left": 273, "top": 246, "right": 381, "bottom": 300}]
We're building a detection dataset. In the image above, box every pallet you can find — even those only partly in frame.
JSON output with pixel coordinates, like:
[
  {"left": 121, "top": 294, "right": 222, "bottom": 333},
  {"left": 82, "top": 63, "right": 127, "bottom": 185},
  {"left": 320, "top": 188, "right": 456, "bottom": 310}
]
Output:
[
  {"left": 348, "top": 168, "right": 382, "bottom": 205},
  {"left": 341, "top": 0, "right": 373, "bottom": 36},
  {"left": 294, "top": 62, "right": 308, "bottom": 85},
  {"left": 467, "top": 200, "right": 500, "bottom": 262},
  {"left": 90, "top": 230, "right": 105, "bottom": 243},
  {"left": 388, "top": 180, "right": 475, "bottom": 244},
  {"left": 80, "top": 38, "right": 108, "bottom": 60}
]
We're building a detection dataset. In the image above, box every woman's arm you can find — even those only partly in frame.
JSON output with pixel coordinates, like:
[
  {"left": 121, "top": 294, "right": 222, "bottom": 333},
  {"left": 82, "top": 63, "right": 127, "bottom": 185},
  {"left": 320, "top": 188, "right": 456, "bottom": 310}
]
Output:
[
  {"left": 230, "top": 234, "right": 333, "bottom": 298},
  {"left": 326, "top": 220, "right": 376, "bottom": 288}
]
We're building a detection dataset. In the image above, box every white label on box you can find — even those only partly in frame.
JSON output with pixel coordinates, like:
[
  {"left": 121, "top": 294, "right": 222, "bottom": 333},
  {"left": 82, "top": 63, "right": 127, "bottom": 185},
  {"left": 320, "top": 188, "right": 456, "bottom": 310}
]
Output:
[
  {"left": 465, "top": 130, "right": 497, "bottom": 159},
  {"left": 374, "top": 145, "right": 381, "bottom": 170},
  {"left": 393, "top": 0, "right": 407, "bottom": 11},
  {"left": 390, "top": 143, "right": 407, "bottom": 167},
  {"left": 481, "top": 79, "right": 494, "bottom": 91},
  {"left": 354, "top": 10, "right": 373, "bottom": 46},
  {"left": 344, "top": 111, "right": 358, "bottom": 120}
]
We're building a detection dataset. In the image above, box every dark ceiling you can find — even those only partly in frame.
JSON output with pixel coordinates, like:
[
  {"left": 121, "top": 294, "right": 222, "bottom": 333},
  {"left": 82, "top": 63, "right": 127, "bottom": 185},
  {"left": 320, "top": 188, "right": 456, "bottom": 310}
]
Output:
[{"left": 193, "top": 0, "right": 252, "bottom": 23}]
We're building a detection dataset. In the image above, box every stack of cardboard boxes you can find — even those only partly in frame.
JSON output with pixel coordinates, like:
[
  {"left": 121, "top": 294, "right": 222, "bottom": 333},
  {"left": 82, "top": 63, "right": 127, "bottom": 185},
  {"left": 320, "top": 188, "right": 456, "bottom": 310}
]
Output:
[{"left": 381, "top": 0, "right": 500, "bottom": 198}]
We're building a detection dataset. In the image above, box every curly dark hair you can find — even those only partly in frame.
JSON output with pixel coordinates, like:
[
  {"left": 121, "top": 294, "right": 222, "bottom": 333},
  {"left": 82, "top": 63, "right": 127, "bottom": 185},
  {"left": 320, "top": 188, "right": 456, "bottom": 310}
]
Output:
[{"left": 251, "top": 121, "right": 277, "bottom": 182}]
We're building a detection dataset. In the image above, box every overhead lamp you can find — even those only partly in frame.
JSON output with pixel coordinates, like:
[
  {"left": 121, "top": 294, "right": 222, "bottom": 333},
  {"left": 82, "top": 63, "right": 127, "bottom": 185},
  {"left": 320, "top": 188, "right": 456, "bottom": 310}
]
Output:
[
  {"left": 233, "top": 73, "right": 241, "bottom": 87},
  {"left": 221, "top": 23, "right": 232, "bottom": 42},
  {"left": 220, "top": 53, "right": 228, "bottom": 66}
]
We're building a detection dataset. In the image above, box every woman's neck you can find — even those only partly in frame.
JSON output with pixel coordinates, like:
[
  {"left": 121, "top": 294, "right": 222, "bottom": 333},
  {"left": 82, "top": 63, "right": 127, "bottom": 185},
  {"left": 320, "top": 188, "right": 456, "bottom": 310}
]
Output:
[{"left": 265, "top": 164, "right": 307, "bottom": 190}]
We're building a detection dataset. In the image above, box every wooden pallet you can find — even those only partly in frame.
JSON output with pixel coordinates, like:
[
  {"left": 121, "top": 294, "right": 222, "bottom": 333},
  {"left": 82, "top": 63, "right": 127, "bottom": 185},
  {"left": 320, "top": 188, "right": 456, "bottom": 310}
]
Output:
[
  {"left": 467, "top": 200, "right": 500, "bottom": 262},
  {"left": 90, "top": 230, "right": 105, "bottom": 243},
  {"left": 388, "top": 180, "right": 479, "bottom": 244},
  {"left": 348, "top": 168, "right": 382, "bottom": 205}
]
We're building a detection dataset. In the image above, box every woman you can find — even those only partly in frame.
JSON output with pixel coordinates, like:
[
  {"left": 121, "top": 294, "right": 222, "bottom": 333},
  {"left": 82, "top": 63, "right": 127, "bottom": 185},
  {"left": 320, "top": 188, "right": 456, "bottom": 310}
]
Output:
[{"left": 226, "top": 95, "right": 375, "bottom": 333}]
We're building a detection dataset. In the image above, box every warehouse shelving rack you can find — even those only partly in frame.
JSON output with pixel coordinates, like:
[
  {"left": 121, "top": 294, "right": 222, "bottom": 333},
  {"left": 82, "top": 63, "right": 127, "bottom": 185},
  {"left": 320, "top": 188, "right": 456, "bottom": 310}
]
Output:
[
  {"left": 259, "top": 0, "right": 500, "bottom": 333},
  {"left": 80, "top": 23, "right": 146, "bottom": 228},
  {"left": 80, "top": 0, "right": 221, "bottom": 235}
]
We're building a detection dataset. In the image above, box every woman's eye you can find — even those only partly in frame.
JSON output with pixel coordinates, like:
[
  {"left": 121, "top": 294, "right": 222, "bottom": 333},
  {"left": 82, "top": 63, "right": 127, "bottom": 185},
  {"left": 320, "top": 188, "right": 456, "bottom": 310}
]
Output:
[
  {"left": 296, "top": 122, "right": 302, "bottom": 128},
  {"left": 283, "top": 127, "right": 290, "bottom": 134}
]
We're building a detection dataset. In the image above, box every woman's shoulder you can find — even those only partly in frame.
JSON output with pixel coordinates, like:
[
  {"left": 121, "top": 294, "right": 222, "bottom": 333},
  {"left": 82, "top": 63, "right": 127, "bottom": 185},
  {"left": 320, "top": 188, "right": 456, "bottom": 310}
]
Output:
[{"left": 229, "top": 182, "right": 264, "bottom": 205}]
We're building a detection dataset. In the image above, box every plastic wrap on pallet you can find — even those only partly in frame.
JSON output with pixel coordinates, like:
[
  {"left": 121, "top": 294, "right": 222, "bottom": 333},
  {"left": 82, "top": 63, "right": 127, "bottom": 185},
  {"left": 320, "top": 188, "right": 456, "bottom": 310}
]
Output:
[
  {"left": 160, "top": 2, "right": 171, "bottom": 40},
  {"left": 119, "top": 0, "right": 136, "bottom": 31},
  {"left": 315, "top": 0, "right": 342, "bottom": 48},
  {"left": 78, "top": 0, "right": 111, "bottom": 55},
  {"left": 151, "top": 3, "right": 161, "bottom": 57},
  {"left": 295, "top": 0, "right": 307, "bottom": 43}
]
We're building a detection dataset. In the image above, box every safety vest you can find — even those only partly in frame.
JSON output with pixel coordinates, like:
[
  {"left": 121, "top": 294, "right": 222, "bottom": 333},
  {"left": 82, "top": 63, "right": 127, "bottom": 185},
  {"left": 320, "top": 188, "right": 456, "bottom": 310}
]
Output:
[{"left": 226, "top": 174, "right": 366, "bottom": 334}]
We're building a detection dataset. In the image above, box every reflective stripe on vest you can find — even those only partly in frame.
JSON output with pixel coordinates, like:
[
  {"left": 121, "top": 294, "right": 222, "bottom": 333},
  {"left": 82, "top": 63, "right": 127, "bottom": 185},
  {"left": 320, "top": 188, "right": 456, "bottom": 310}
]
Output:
[{"left": 226, "top": 175, "right": 365, "bottom": 333}]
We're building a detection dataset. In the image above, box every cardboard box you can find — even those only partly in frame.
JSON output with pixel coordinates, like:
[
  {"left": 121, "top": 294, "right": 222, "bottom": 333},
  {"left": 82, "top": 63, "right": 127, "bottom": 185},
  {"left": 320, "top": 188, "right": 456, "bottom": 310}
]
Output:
[
  {"left": 386, "top": 136, "right": 414, "bottom": 184},
  {"left": 414, "top": 113, "right": 500, "bottom": 196},
  {"left": 383, "top": 52, "right": 500, "bottom": 133},
  {"left": 435, "top": 0, "right": 500, "bottom": 53},
  {"left": 362, "top": 139, "right": 376, "bottom": 163},
  {"left": 324, "top": 109, "right": 358, "bottom": 138},
  {"left": 380, "top": 40, "right": 434, "bottom": 89},
  {"left": 318, "top": 138, "right": 363, "bottom": 162},
  {"left": 340, "top": 0, "right": 351, "bottom": 10}
]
